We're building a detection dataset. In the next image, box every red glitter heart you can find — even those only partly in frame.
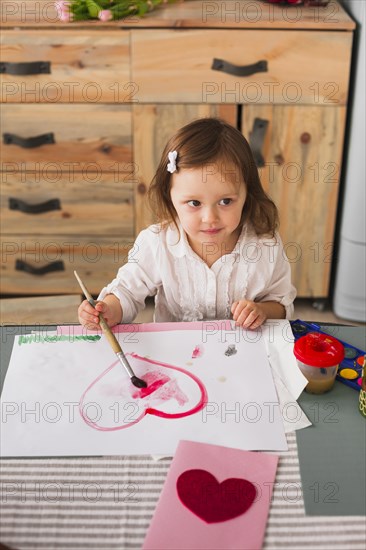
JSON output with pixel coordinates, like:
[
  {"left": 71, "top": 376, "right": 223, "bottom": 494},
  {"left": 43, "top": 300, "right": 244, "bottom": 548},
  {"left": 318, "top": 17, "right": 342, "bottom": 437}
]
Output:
[{"left": 176, "top": 469, "right": 257, "bottom": 523}]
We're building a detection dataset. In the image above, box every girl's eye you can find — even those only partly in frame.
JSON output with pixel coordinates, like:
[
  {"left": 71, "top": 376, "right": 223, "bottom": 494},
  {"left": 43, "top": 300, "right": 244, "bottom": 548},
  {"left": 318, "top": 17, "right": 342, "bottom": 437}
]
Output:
[
  {"left": 187, "top": 200, "right": 201, "bottom": 207},
  {"left": 219, "top": 198, "right": 232, "bottom": 206}
]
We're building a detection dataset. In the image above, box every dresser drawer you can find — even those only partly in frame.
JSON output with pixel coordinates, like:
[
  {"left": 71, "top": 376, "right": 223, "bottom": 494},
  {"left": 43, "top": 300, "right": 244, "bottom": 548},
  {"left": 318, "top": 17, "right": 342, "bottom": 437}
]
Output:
[
  {"left": 1, "top": 173, "right": 134, "bottom": 237},
  {"left": 131, "top": 29, "right": 352, "bottom": 104},
  {"left": 1, "top": 104, "right": 132, "bottom": 171},
  {"left": 0, "top": 236, "right": 132, "bottom": 295},
  {"left": 1, "top": 30, "right": 131, "bottom": 103},
  {"left": 0, "top": 294, "right": 82, "bottom": 324}
]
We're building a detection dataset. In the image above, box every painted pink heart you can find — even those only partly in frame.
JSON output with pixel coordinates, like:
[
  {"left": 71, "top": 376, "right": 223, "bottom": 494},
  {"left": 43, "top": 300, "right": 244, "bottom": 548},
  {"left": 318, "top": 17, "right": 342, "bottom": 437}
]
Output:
[
  {"left": 177, "top": 469, "right": 257, "bottom": 523},
  {"left": 79, "top": 353, "right": 207, "bottom": 431}
]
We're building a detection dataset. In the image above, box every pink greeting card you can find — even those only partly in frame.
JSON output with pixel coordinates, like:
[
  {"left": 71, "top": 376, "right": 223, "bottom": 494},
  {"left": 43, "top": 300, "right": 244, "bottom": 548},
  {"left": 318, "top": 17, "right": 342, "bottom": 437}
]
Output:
[{"left": 143, "top": 440, "right": 278, "bottom": 550}]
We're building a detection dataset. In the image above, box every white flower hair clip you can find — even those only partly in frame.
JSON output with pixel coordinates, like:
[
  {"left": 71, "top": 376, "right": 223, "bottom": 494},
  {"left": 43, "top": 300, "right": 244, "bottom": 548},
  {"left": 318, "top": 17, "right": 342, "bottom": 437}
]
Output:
[{"left": 167, "top": 150, "right": 178, "bottom": 174}]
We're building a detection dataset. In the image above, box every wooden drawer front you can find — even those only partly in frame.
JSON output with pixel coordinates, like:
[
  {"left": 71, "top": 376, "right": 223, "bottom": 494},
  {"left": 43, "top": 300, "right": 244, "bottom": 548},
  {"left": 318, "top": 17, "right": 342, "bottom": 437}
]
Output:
[
  {"left": 131, "top": 30, "right": 351, "bottom": 105},
  {"left": 1, "top": 173, "right": 134, "bottom": 237},
  {"left": 1, "top": 1, "right": 59, "bottom": 26},
  {"left": 242, "top": 104, "right": 346, "bottom": 298},
  {"left": 0, "top": 295, "right": 82, "bottom": 324},
  {"left": 0, "top": 236, "right": 132, "bottom": 295},
  {"left": 1, "top": 30, "right": 131, "bottom": 103},
  {"left": 1, "top": 104, "right": 132, "bottom": 171}
]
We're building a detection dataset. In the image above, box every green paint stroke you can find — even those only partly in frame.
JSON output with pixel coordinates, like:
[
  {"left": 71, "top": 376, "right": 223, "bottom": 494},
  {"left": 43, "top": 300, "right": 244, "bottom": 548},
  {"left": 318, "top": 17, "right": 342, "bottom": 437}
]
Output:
[{"left": 18, "top": 334, "right": 101, "bottom": 346}]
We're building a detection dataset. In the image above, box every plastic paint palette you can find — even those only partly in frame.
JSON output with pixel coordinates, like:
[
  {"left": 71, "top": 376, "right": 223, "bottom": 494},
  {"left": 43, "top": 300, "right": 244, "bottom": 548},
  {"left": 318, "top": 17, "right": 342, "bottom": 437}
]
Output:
[{"left": 290, "top": 320, "right": 365, "bottom": 391}]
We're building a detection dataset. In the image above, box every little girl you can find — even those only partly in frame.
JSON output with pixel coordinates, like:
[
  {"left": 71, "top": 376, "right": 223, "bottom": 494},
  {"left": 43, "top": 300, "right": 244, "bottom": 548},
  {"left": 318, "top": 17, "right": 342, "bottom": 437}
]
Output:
[{"left": 78, "top": 118, "right": 296, "bottom": 330}]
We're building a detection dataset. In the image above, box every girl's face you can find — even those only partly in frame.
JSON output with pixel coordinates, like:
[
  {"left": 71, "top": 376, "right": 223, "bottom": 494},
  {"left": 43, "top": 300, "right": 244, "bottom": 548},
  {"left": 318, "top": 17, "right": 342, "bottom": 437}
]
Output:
[{"left": 170, "top": 164, "right": 247, "bottom": 260}]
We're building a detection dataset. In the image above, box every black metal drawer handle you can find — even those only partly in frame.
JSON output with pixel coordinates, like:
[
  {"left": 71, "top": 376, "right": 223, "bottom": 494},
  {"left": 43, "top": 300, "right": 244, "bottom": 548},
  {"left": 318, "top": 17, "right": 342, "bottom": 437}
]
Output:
[
  {"left": 9, "top": 198, "right": 61, "bottom": 215},
  {"left": 3, "top": 132, "right": 55, "bottom": 148},
  {"left": 211, "top": 58, "right": 268, "bottom": 77},
  {"left": 249, "top": 118, "right": 269, "bottom": 168},
  {"left": 0, "top": 61, "right": 51, "bottom": 75},
  {"left": 15, "top": 259, "right": 65, "bottom": 276}
]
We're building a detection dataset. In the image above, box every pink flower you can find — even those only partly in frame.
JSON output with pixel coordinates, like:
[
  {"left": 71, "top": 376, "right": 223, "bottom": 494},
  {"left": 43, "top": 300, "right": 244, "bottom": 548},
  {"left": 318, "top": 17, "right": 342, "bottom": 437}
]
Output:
[
  {"left": 98, "top": 9, "right": 113, "bottom": 22},
  {"left": 55, "top": 0, "right": 70, "bottom": 13},
  {"left": 55, "top": 1, "right": 73, "bottom": 22},
  {"left": 59, "top": 10, "right": 74, "bottom": 22}
]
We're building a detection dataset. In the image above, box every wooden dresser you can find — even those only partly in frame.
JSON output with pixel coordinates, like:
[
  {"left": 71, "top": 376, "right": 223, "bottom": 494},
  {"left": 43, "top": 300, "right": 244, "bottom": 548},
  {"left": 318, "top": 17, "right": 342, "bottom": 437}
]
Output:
[{"left": 0, "top": 0, "right": 355, "bottom": 299}]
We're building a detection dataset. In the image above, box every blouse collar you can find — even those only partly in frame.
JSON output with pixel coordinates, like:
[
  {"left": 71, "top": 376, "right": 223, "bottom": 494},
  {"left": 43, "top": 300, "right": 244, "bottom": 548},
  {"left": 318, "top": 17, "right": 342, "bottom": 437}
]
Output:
[{"left": 166, "top": 222, "right": 190, "bottom": 258}]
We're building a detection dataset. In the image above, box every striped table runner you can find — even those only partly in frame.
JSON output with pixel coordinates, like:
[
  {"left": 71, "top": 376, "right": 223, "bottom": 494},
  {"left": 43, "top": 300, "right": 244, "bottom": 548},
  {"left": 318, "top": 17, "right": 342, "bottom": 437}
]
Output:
[{"left": 1, "top": 433, "right": 365, "bottom": 549}]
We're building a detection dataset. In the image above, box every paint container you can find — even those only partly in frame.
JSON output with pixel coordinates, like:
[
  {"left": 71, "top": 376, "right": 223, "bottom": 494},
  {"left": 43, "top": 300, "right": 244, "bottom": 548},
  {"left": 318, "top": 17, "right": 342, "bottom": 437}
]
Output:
[{"left": 294, "top": 332, "right": 345, "bottom": 394}]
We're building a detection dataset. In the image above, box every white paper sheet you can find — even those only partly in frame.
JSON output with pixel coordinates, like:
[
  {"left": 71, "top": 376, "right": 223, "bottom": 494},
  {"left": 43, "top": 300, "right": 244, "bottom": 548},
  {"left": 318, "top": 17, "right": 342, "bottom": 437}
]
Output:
[
  {"left": 260, "top": 320, "right": 309, "bottom": 399},
  {"left": 0, "top": 323, "right": 287, "bottom": 457},
  {"left": 260, "top": 320, "right": 311, "bottom": 432}
]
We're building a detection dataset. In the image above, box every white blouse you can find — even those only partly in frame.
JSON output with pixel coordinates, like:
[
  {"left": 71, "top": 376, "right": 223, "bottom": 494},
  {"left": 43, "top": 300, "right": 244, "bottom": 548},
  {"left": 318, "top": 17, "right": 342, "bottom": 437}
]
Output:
[{"left": 98, "top": 222, "right": 297, "bottom": 323}]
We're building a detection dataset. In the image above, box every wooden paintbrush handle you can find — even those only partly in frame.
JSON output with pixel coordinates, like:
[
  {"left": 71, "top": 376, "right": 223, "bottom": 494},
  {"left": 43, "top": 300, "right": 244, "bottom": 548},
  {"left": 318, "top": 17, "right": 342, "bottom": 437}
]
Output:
[
  {"left": 98, "top": 314, "right": 122, "bottom": 354},
  {"left": 74, "top": 271, "right": 123, "bottom": 356}
]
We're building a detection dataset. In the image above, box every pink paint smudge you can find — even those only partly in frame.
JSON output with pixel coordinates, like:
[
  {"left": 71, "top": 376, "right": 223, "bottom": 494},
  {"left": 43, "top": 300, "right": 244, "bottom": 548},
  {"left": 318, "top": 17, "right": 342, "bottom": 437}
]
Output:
[
  {"left": 130, "top": 371, "right": 189, "bottom": 406},
  {"left": 192, "top": 345, "right": 204, "bottom": 359},
  {"left": 131, "top": 371, "right": 170, "bottom": 399}
]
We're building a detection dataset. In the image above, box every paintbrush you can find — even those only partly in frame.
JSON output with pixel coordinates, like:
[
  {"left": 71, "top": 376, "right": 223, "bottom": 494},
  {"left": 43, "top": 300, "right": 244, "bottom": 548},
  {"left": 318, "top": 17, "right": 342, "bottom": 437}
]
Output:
[{"left": 74, "top": 270, "right": 147, "bottom": 389}]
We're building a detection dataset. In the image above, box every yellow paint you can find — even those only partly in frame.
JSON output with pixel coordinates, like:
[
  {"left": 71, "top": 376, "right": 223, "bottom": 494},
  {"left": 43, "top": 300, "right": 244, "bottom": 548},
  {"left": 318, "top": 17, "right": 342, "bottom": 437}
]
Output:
[{"left": 339, "top": 368, "right": 358, "bottom": 380}]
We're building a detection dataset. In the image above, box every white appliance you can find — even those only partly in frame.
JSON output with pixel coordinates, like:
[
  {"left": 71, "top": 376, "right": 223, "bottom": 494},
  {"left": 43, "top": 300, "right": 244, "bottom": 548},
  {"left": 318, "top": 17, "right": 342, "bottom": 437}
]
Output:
[{"left": 333, "top": 0, "right": 366, "bottom": 322}]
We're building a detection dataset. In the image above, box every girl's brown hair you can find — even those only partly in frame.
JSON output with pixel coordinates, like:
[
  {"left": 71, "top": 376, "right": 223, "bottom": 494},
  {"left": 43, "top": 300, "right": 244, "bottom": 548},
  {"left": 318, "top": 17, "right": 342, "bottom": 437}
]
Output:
[{"left": 148, "top": 118, "right": 279, "bottom": 237}]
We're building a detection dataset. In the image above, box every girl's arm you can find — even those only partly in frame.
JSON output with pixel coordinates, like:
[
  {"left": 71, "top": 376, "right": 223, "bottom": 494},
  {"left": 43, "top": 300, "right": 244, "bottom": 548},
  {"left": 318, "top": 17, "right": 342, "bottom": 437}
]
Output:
[
  {"left": 96, "top": 226, "right": 162, "bottom": 324},
  {"left": 231, "top": 233, "right": 296, "bottom": 329},
  {"left": 256, "top": 301, "right": 286, "bottom": 320},
  {"left": 78, "top": 227, "right": 161, "bottom": 329},
  {"left": 251, "top": 234, "right": 297, "bottom": 320},
  {"left": 231, "top": 300, "right": 285, "bottom": 330}
]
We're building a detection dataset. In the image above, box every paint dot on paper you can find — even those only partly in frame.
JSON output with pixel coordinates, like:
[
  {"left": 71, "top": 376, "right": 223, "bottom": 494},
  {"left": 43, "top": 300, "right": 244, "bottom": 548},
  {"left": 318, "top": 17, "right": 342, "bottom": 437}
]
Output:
[
  {"left": 192, "top": 345, "right": 204, "bottom": 359},
  {"left": 186, "top": 362, "right": 193, "bottom": 366},
  {"left": 224, "top": 345, "right": 237, "bottom": 357},
  {"left": 217, "top": 376, "right": 227, "bottom": 383}
]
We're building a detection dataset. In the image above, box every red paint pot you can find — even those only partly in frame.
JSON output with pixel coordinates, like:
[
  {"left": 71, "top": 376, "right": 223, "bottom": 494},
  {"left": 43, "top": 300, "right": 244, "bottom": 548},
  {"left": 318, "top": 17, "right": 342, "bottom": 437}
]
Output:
[{"left": 294, "top": 332, "right": 344, "bottom": 394}]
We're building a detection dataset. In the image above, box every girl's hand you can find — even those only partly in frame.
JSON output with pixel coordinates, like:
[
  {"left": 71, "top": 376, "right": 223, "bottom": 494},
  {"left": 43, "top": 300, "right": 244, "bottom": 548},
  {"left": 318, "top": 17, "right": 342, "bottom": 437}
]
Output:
[
  {"left": 78, "top": 300, "right": 108, "bottom": 330},
  {"left": 231, "top": 300, "right": 267, "bottom": 330},
  {"left": 78, "top": 296, "right": 121, "bottom": 330}
]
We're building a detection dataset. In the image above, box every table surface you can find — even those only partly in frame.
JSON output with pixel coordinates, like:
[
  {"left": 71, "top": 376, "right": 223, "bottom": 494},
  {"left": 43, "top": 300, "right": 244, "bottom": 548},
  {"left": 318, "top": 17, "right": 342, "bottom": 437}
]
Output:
[{"left": 1, "top": 323, "right": 365, "bottom": 550}]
